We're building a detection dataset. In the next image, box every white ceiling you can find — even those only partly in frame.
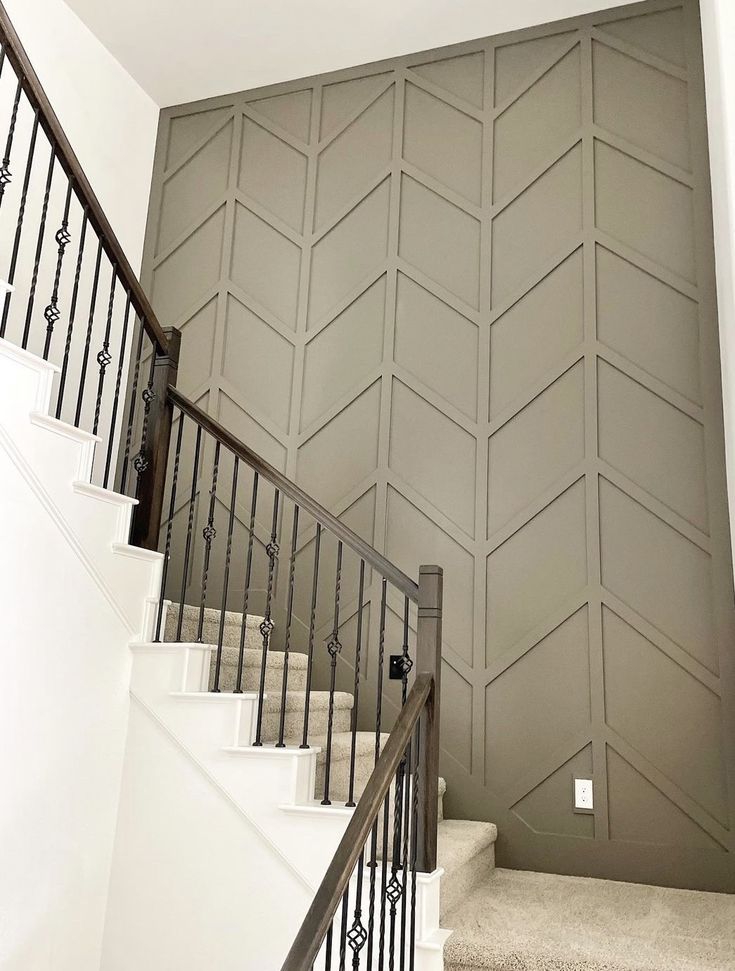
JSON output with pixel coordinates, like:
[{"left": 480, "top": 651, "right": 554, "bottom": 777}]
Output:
[{"left": 64, "top": 0, "right": 643, "bottom": 107}]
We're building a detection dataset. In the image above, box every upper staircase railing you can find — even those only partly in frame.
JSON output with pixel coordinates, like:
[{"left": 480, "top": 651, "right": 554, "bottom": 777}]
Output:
[
  {"left": 0, "top": 5, "right": 444, "bottom": 967},
  {"left": 0, "top": 1, "right": 171, "bottom": 493}
]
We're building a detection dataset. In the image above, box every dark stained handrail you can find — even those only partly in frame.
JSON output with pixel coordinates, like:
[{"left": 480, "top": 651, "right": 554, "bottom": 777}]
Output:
[
  {"left": 169, "top": 385, "right": 420, "bottom": 602},
  {"left": 0, "top": 1, "right": 170, "bottom": 354},
  {"left": 280, "top": 673, "right": 433, "bottom": 971}
]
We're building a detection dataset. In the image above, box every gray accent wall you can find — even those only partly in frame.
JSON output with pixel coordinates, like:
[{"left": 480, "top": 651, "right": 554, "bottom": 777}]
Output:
[{"left": 142, "top": 0, "right": 735, "bottom": 890}]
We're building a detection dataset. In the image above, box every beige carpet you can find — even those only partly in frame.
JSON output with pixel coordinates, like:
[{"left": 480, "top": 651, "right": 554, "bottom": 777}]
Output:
[{"left": 443, "top": 868, "right": 735, "bottom": 971}]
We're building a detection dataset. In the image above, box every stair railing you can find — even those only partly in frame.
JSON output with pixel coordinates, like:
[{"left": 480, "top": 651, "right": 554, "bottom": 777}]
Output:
[
  {"left": 0, "top": 3, "right": 445, "bottom": 964},
  {"left": 0, "top": 0, "right": 174, "bottom": 499}
]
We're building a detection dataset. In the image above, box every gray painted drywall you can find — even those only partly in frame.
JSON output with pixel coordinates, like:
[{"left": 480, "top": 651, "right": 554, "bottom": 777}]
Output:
[{"left": 141, "top": 0, "right": 735, "bottom": 890}]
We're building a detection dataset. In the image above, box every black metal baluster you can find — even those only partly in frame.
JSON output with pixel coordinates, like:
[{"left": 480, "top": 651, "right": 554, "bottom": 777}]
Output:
[
  {"left": 73, "top": 237, "right": 103, "bottom": 426},
  {"left": 196, "top": 440, "right": 221, "bottom": 642},
  {"left": 213, "top": 454, "right": 239, "bottom": 691},
  {"left": 132, "top": 350, "right": 156, "bottom": 492},
  {"left": 0, "top": 79, "right": 22, "bottom": 209},
  {"left": 56, "top": 209, "right": 87, "bottom": 418},
  {"left": 388, "top": 754, "right": 405, "bottom": 971},
  {"left": 119, "top": 315, "right": 145, "bottom": 493},
  {"left": 366, "top": 815, "right": 379, "bottom": 971},
  {"left": 276, "top": 505, "right": 299, "bottom": 746},
  {"left": 176, "top": 422, "right": 202, "bottom": 640},
  {"left": 254, "top": 490, "right": 280, "bottom": 744},
  {"left": 399, "top": 737, "right": 412, "bottom": 971},
  {"left": 400, "top": 597, "right": 413, "bottom": 706},
  {"left": 348, "top": 849, "right": 368, "bottom": 969},
  {"left": 103, "top": 291, "right": 132, "bottom": 488},
  {"left": 42, "top": 179, "right": 73, "bottom": 359},
  {"left": 346, "top": 559, "right": 366, "bottom": 807},
  {"left": 92, "top": 268, "right": 116, "bottom": 435},
  {"left": 234, "top": 472, "right": 258, "bottom": 693},
  {"left": 374, "top": 578, "right": 388, "bottom": 766},
  {"left": 300, "top": 523, "right": 322, "bottom": 748},
  {"left": 0, "top": 111, "right": 39, "bottom": 338},
  {"left": 324, "top": 925, "right": 333, "bottom": 971},
  {"left": 378, "top": 792, "right": 390, "bottom": 970},
  {"left": 338, "top": 884, "right": 350, "bottom": 971},
  {"left": 322, "top": 540, "right": 343, "bottom": 805},
  {"left": 408, "top": 721, "right": 421, "bottom": 971},
  {"left": 21, "top": 146, "right": 55, "bottom": 348},
  {"left": 154, "top": 412, "right": 185, "bottom": 642}
]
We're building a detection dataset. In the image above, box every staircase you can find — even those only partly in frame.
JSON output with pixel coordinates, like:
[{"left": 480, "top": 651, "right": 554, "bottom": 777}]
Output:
[
  {"left": 161, "top": 602, "right": 497, "bottom": 906},
  {"left": 3, "top": 4, "right": 734, "bottom": 971}
]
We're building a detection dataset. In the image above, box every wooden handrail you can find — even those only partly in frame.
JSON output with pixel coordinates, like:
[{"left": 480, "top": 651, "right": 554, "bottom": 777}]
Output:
[
  {"left": 280, "top": 674, "right": 433, "bottom": 971},
  {"left": 168, "top": 385, "right": 420, "bottom": 601},
  {"left": 0, "top": 1, "right": 169, "bottom": 354}
]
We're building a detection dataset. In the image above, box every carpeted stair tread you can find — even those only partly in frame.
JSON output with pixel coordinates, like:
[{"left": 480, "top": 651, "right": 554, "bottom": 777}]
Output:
[
  {"left": 166, "top": 602, "right": 264, "bottom": 630},
  {"left": 262, "top": 690, "right": 353, "bottom": 713},
  {"left": 214, "top": 644, "right": 309, "bottom": 670},
  {"left": 442, "top": 868, "right": 735, "bottom": 971}
]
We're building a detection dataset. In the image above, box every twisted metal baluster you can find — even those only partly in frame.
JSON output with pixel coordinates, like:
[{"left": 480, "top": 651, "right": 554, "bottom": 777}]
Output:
[
  {"left": 197, "top": 440, "right": 221, "bottom": 642},
  {"left": 322, "top": 541, "right": 343, "bottom": 804},
  {"left": 43, "top": 179, "right": 73, "bottom": 360},
  {"left": 348, "top": 849, "right": 368, "bottom": 969},
  {"left": 0, "top": 79, "right": 22, "bottom": 209},
  {"left": 387, "top": 754, "right": 406, "bottom": 971},
  {"left": 74, "top": 237, "right": 103, "bottom": 426},
  {"left": 254, "top": 489, "right": 280, "bottom": 745},
  {"left": 346, "top": 559, "right": 366, "bottom": 807},
  {"left": 119, "top": 316, "right": 145, "bottom": 493},
  {"left": 338, "top": 884, "right": 350, "bottom": 971},
  {"left": 378, "top": 792, "right": 390, "bottom": 970},
  {"left": 176, "top": 423, "right": 202, "bottom": 640},
  {"left": 132, "top": 350, "right": 157, "bottom": 490},
  {"left": 374, "top": 578, "right": 388, "bottom": 766},
  {"left": 21, "top": 146, "right": 55, "bottom": 348},
  {"left": 213, "top": 455, "right": 239, "bottom": 691},
  {"left": 92, "top": 268, "right": 117, "bottom": 435},
  {"left": 154, "top": 412, "right": 185, "bottom": 642},
  {"left": 234, "top": 472, "right": 258, "bottom": 693},
  {"left": 276, "top": 505, "right": 300, "bottom": 746},
  {"left": 399, "top": 736, "right": 412, "bottom": 971},
  {"left": 408, "top": 722, "right": 421, "bottom": 971},
  {"left": 56, "top": 210, "right": 88, "bottom": 419},
  {"left": 365, "top": 812, "right": 380, "bottom": 970},
  {"left": 0, "top": 111, "right": 39, "bottom": 338},
  {"left": 300, "top": 523, "right": 322, "bottom": 748},
  {"left": 103, "top": 292, "right": 132, "bottom": 488},
  {"left": 400, "top": 597, "right": 413, "bottom": 706}
]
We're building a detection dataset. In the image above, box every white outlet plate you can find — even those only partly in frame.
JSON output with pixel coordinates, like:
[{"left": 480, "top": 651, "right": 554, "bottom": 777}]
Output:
[{"left": 573, "top": 776, "right": 594, "bottom": 813}]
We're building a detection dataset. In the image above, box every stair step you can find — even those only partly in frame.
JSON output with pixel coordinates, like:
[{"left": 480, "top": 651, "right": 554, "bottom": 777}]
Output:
[
  {"left": 306, "top": 731, "right": 447, "bottom": 816},
  {"left": 442, "top": 868, "right": 735, "bottom": 971},
  {"left": 164, "top": 602, "right": 264, "bottom": 649},
  {"left": 438, "top": 819, "right": 497, "bottom": 920},
  {"left": 256, "top": 690, "right": 353, "bottom": 744},
  {"left": 208, "top": 645, "right": 309, "bottom": 692}
]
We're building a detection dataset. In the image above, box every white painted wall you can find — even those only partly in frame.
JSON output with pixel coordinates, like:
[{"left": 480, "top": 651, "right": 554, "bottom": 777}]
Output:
[
  {"left": 100, "top": 702, "right": 314, "bottom": 971},
  {"left": 3, "top": 0, "right": 158, "bottom": 270},
  {"left": 699, "top": 0, "right": 735, "bottom": 554},
  {"left": 63, "top": 0, "right": 646, "bottom": 107},
  {"left": 0, "top": 339, "right": 161, "bottom": 971}
]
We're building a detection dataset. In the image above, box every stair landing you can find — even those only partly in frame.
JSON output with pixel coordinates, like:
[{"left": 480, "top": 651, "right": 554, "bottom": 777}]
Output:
[{"left": 443, "top": 867, "right": 735, "bottom": 971}]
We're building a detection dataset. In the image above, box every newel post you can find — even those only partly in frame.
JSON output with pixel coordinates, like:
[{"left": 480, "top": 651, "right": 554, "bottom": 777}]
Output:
[
  {"left": 130, "top": 326, "right": 181, "bottom": 550},
  {"left": 415, "top": 564, "right": 443, "bottom": 873}
]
